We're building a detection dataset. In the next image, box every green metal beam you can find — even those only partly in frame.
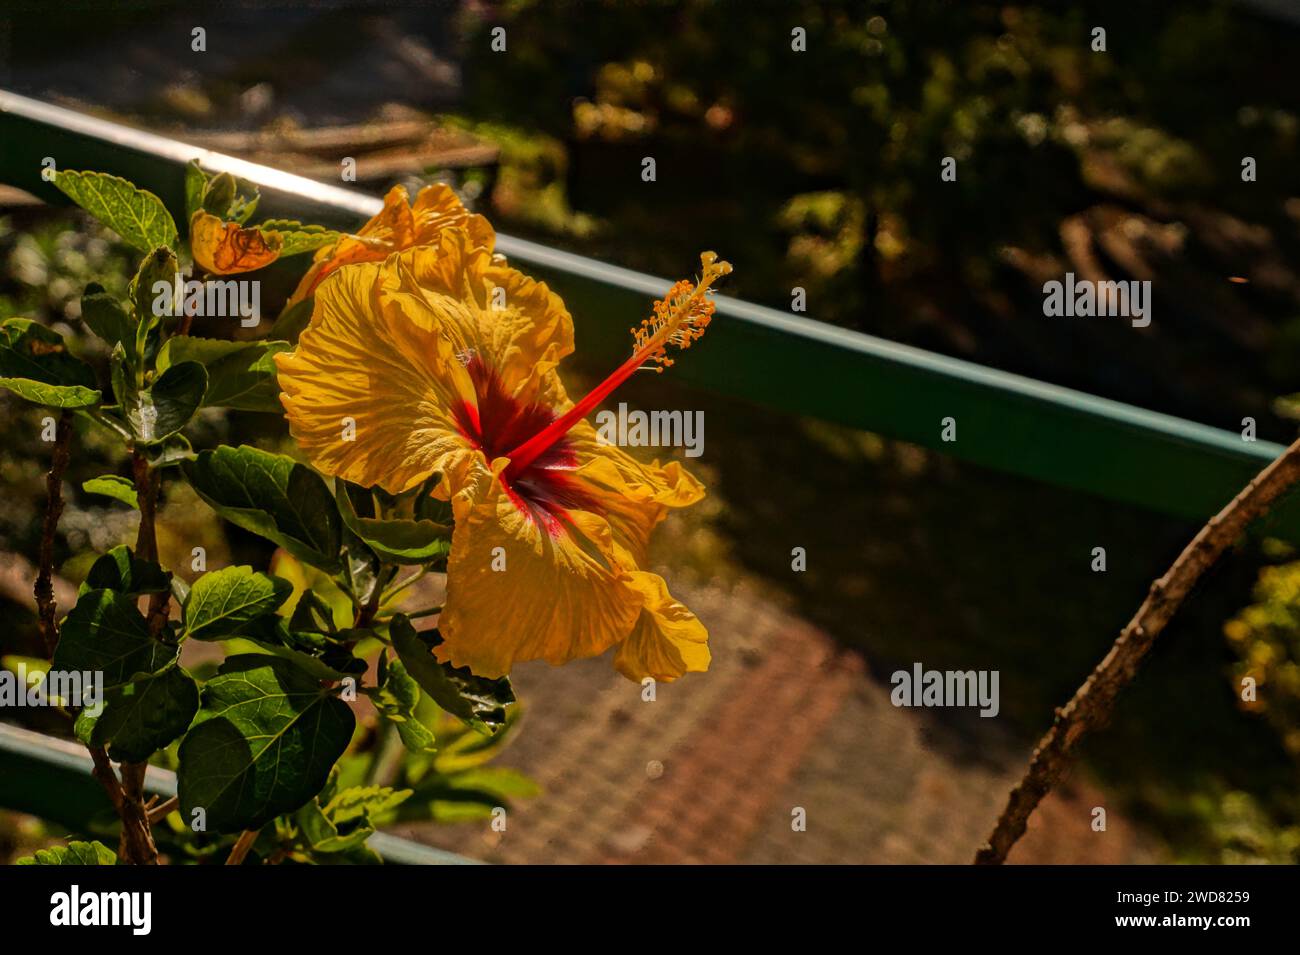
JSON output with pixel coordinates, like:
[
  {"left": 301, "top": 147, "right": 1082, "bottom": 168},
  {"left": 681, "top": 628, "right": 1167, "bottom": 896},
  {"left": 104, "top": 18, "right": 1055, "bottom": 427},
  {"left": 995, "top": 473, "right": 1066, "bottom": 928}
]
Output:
[
  {"left": 1, "top": 89, "right": 1296, "bottom": 536},
  {"left": 0, "top": 722, "right": 478, "bottom": 864}
]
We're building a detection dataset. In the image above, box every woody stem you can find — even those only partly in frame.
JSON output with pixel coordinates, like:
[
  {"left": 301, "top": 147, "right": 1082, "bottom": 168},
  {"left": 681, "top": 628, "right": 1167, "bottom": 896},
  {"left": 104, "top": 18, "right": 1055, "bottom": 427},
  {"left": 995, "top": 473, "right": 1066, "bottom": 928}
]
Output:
[
  {"left": 35, "top": 411, "right": 73, "bottom": 657},
  {"left": 975, "top": 431, "right": 1300, "bottom": 864}
]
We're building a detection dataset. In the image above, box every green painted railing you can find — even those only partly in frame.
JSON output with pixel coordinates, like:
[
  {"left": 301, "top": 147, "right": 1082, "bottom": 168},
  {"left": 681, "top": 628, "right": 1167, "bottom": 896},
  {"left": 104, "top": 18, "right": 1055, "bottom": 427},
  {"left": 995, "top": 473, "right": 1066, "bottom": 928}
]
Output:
[{"left": 2, "top": 90, "right": 1296, "bottom": 536}]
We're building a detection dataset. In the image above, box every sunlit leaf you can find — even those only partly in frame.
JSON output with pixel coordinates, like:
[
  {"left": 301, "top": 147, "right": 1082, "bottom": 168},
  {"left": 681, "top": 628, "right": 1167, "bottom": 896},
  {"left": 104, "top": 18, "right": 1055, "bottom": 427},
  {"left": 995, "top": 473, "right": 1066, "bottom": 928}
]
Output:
[
  {"left": 18, "top": 841, "right": 117, "bottom": 865},
  {"left": 53, "top": 170, "right": 177, "bottom": 253},
  {"left": 182, "top": 565, "right": 293, "bottom": 641},
  {"left": 82, "top": 474, "right": 139, "bottom": 508}
]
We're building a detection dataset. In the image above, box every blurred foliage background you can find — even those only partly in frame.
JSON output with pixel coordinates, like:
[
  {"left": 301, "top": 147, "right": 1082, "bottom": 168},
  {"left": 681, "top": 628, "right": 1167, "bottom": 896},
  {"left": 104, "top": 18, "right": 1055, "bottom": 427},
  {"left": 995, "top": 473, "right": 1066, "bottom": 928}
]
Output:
[{"left": 4, "top": 0, "right": 1300, "bottom": 862}]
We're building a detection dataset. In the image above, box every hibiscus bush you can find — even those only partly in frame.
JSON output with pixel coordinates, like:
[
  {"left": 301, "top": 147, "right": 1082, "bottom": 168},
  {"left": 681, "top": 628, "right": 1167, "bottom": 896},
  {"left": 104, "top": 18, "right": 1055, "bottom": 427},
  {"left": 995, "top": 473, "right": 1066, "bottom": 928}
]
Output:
[{"left": 5, "top": 163, "right": 726, "bottom": 864}]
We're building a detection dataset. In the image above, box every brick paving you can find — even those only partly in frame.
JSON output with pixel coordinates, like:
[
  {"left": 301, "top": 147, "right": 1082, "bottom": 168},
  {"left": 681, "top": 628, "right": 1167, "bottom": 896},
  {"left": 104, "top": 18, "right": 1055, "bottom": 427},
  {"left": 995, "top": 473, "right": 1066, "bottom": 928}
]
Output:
[{"left": 398, "top": 577, "right": 1160, "bottom": 864}]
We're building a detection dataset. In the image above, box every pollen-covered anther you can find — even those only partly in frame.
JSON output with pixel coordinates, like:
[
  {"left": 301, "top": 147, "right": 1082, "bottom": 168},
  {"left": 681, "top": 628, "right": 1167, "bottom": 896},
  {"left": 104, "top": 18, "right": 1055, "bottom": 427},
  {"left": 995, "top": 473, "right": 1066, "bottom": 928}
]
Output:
[{"left": 630, "top": 252, "right": 732, "bottom": 370}]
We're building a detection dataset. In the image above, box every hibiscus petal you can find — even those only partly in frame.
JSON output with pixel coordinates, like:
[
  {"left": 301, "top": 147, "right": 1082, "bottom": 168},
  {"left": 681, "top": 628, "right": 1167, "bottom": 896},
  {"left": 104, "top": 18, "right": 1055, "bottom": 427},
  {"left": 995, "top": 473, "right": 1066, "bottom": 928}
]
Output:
[
  {"left": 565, "top": 420, "right": 705, "bottom": 560},
  {"left": 411, "top": 183, "right": 496, "bottom": 253},
  {"left": 288, "top": 183, "right": 493, "bottom": 306},
  {"left": 275, "top": 258, "right": 479, "bottom": 494},
  {"left": 436, "top": 458, "right": 643, "bottom": 677},
  {"left": 614, "top": 571, "right": 710, "bottom": 682},
  {"left": 277, "top": 235, "right": 578, "bottom": 498},
  {"left": 379, "top": 232, "right": 574, "bottom": 406}
]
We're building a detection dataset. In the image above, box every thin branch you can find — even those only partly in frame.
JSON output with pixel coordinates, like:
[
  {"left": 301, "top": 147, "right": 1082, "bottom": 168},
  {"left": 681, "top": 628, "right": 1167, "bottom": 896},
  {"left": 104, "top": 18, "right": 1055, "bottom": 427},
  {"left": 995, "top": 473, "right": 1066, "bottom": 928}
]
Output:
[
  {"left": 975, "top": 434, "right": 1300, "bottom": 864},
  {"left": 404, "top": 605, "right": 443, "bottom": 621},
  {"left": 380, "top": 567, "right": 428, "bottom": 607},
  {"left": 226, "top": 828, "right": 261, "bottom": 866},
  {"left": 34, "top": 411, "right": 74, "bottom": 657},
  {"left": 146, "top": 795, "right": 179, "bottom": 826}
]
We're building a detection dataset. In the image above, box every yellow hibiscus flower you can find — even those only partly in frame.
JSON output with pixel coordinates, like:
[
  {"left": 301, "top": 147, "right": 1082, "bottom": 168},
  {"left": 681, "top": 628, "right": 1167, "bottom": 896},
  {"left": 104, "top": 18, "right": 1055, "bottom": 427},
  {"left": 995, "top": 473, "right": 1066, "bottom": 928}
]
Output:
[
  {"left": 285, "top": 183, "right": 495, "bottom": 307},
  {"left": 274, "top": 231, "right": 729, "bottom": 682}
]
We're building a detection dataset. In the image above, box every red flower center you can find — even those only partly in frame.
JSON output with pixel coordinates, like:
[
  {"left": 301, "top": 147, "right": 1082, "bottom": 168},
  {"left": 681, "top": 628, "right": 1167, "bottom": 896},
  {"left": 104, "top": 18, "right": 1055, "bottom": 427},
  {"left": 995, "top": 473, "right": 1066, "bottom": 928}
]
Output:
[
  {"left": 452, "top": 356, "right": 597, "bottom": 532},
  {"left": 451, "top": 255, "right": 728, "bottom": 534}
]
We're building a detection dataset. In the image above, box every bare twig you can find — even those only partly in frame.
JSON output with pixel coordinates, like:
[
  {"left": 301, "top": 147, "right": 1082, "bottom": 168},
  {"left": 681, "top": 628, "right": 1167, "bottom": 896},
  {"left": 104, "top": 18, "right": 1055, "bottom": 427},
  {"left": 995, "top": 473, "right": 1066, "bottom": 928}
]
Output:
[
  {"left": 226, "top": 829, "right": 261, "bottom": 866},
  {"left": 146, "top": 795, "right": 179, "bottom": 826},
  {"left": 34, "top": 411, "right": 73, "bottom": 656},
  {"left": 975, "top": 434, "right": 1300, "bottom": 864}
]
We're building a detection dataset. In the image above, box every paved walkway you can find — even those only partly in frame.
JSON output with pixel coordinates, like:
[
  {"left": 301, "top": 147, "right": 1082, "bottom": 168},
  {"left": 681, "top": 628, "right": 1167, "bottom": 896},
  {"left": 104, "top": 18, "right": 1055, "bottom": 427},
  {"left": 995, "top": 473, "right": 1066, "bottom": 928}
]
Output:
[{"left": 397, "top": 579, "right": 1159, "bottom": 864}]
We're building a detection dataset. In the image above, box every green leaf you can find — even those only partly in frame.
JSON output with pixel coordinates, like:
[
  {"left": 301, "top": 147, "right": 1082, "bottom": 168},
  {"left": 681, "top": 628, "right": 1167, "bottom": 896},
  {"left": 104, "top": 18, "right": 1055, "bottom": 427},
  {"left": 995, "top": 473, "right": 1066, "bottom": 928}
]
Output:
[
  {"left": 390, "top": 615, "right": 514, "bottom": 734},
  {"left": 336, "top": 483, "right": 450, "bottom": 565},
  {"left": 295, "top": 800, "right": 373, "bottom": 854},
  {"left": 184, "top": 160, "right": 208, "bottom": 222},
  {"left": 82, "top": 474, "right": 139, "bottom": 508},
  {"left": 289, "top": 589, "right": 338, "bottom": 636},
  {"left": 397, "top": 766, "right": 539, "bottom": 823},
  {"left": 80, "top": 284, "right": 135, "bottom": 351},
  {"left": 295, "top": 785, "right": 409, "bottom": 855},
  {"left": 268, "top": 297, "right": 314, "bottom": 344},
  {"left": 365, "top": 656, "right": 437, "bottom": 753},
  {"left": 158, "top": 335, "right": 290, "bottom": 412},
  {"left": 52, "top": 589, "right": 176, "bottom": 690},
  {"left": 182, "top": 565, "right": 292, "bottom": 641},
  {"left": 324, "top": 784, "right": 411, "bottom": 825},
  {"left": 200, "top": 172, "right": 238, "bottom": 218},
  {"left": 443, "top": 766, "right": 539, "bottom": 800},
  {"left": 144, "top": 432, "right": 194, "bottom": 468},
  {"left": 0, "top": 318, "right": 100, "bottom": 408},
  {"left": 257, "top": 219, "right": 340, "bottom": 257},
  {"left": 77, "top": 664, "right": 199, "bottom": 763},
  {"left": 230, "top": 192, "right": 260, "bottom": 226},
  {"left": 227, "top": 634, "right": 361, "bottom": 683},
  {"left": 79, "top": 545, "right": 169, "bottom": 597},
  {"left": 182, "top": 444, "right": 342, "bottom": 570},
  {"left": 122, "top": 359, "right": 207, "bottom": 442},
  {"left": 53, "top": 170, "right": 177, "bottom": 253},
  {"left": 0, "top": 377, "right": 100, "bottom": 408},
  {"left": 177, "top": 654, "right": 356, "bottom": 833},
  {"left": 17, "top": 841, "right": 117, "bottom": 865},
  {"left": 340, "top": 528, "right": 384, "bottom": 607}
]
